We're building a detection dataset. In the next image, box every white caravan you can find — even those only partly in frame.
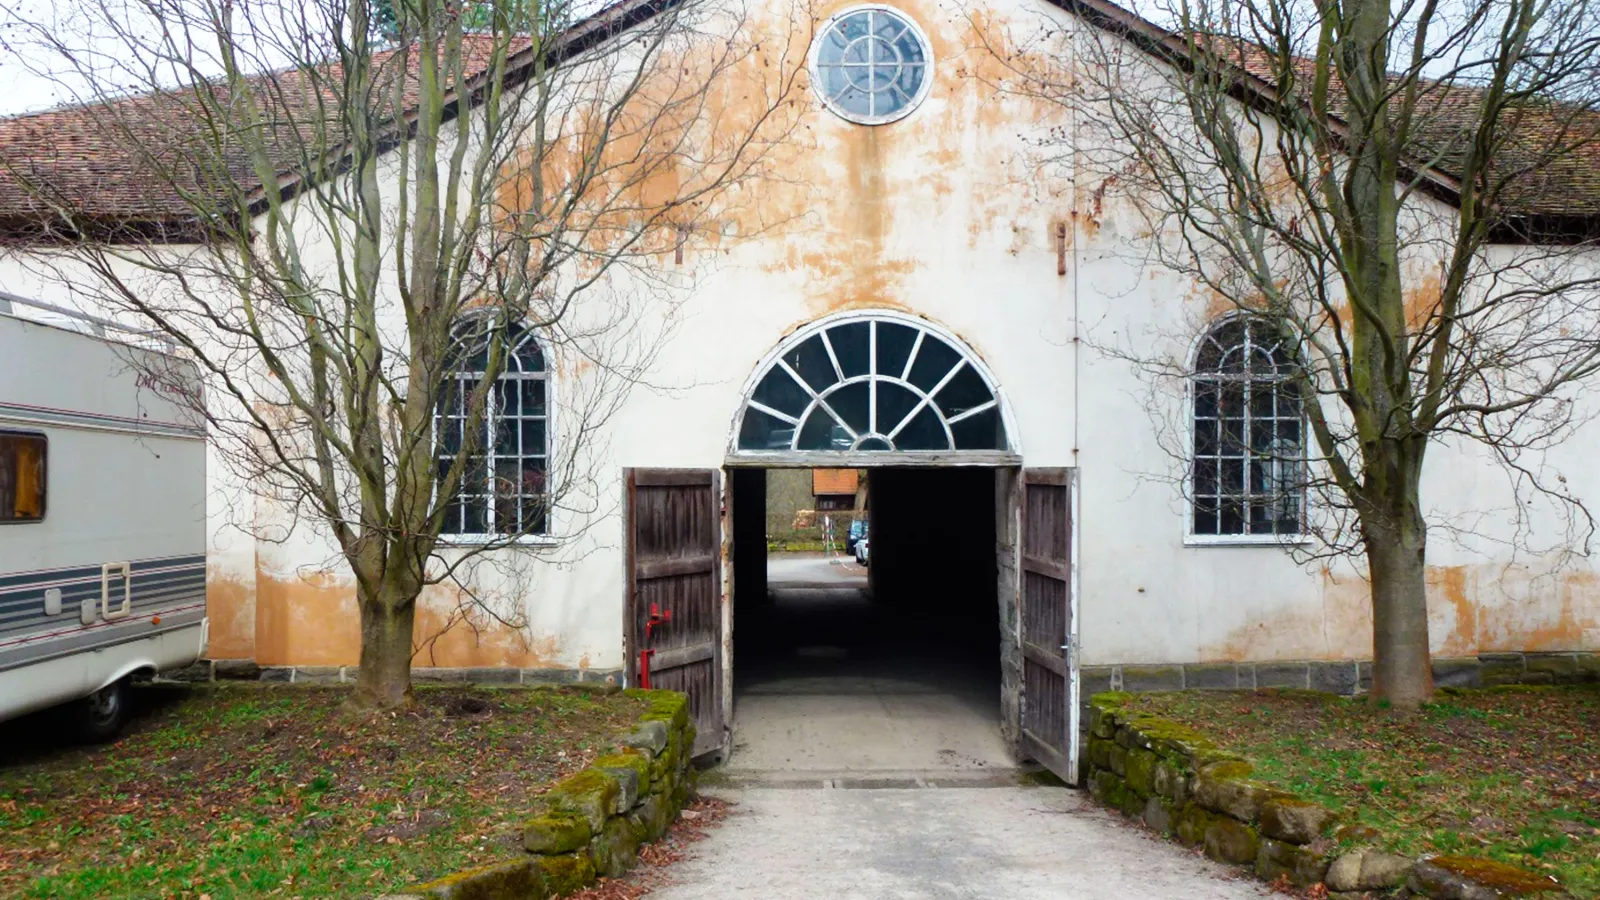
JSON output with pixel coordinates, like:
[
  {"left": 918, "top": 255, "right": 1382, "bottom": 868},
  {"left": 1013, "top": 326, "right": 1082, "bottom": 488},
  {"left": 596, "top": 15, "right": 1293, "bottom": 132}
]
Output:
[{"left": 0, "top": 293, "right": 207, "bottom": 739}]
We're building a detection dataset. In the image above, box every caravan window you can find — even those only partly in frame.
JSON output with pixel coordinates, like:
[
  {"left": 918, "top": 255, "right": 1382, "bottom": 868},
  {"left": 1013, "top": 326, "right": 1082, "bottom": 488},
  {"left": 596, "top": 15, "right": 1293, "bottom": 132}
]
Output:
[{"left": 0, "top": 431, "right": 46, "bottom": 522}]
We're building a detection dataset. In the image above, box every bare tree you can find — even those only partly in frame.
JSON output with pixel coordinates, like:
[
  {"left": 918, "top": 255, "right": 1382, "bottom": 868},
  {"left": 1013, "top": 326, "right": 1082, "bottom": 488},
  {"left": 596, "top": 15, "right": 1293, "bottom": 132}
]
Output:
[
  {"left": 0, "top": 0, "right": 806, "bottom": 708},
  {"left": 985, "top": 0, "right": 1600, "bottom": 708}
]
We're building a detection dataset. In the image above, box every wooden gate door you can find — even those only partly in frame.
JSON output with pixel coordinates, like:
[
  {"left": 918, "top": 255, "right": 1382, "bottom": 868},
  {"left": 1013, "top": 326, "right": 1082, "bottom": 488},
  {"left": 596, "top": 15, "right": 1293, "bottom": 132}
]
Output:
[
  {"left": 625, "top": 469, "right": 725, "bottom": 758},
  {"left": 1019, "top": 468, "right": 1077, "bottom": 783}
]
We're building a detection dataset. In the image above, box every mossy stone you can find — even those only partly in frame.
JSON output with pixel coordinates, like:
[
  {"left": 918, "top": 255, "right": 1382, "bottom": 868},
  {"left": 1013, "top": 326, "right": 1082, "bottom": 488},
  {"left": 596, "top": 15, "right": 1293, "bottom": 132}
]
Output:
[
  {"left": 1256, "top": 837, "right": 1330, "bottom": 887},
  {"left": 593, "top": 750, "right": 650, "bottom": 810},
  {"left": 547, "top": 769, "right": 621, "bottom": 832},
  {"left": 1153, "top": 760, "right": 1190, "bottom": 805},
  {"left": 1412, "top": 856, "right": 1568, "bottom": 897},
  {"left": 535, "top": 853, "right": 596, "bottom": 896},
  {"left": 1204, "top": 817, "right": 1261, "bottom": 866},
  {"left": 1107, "top": 743, "right": 1129, "bottom": 776},
  {"left": 1125, "top": 748, "right": 1158, "bottom": 796},
  {"left": 627, "top": 792, "right": 674, "bottom": 843},
  {"left": 522, "top": 813, "right": 592, "bottom": 855},
  {"left": 408, "top": 857, "right": 546, "bottom": 900},
  {"left": 1259, "top": 796, "right": 1336, "bottom": 844},
  {"left": 589, "top": 815, "right": 642, "bottom": 879},
  {"left": 1175, "top": 803, "right": 1221, "bottom": 847}
]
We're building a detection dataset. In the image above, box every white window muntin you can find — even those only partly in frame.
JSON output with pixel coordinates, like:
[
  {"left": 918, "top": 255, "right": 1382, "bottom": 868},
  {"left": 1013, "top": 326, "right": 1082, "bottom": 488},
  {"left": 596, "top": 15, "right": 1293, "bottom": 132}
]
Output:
[
  {"left": 1186, "top": 314, "right": 1305, "bottom": 543},
  {"left": 808, "top": 5, "right": 934, "bottom": 126},
  {"left": 436, "top": 319, "right": 551, "bottom": 541}
]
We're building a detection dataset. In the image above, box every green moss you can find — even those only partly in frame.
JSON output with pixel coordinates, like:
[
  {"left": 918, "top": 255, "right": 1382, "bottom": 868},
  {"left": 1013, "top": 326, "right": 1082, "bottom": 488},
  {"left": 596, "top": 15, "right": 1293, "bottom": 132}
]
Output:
[
  {"left": 535, "top": 852, "right": 596, "bottom": 896},
  {"left": 593, "top": 749, "right": 652, "bottom": 794},
  {"left": 411, "top": 858, "right": 543, "bottom": 899},
  {"left": 1429, "top": 856, "right": 1565, "bottom": 895},
  {"left": 522, "top": 813, "right": 592, "bottom": 855},
  {"left": 546, "top": 769, "right": 621, "bottom": 831}
]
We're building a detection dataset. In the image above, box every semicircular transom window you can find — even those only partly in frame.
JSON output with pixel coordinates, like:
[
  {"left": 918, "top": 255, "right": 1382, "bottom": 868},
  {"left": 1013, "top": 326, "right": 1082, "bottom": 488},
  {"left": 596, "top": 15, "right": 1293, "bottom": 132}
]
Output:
[
  {"left": 810, "top": 6, "right": 931, "bottom": 125},
  {"left": 737, "top": 318, "right": 1008, "bottom": 452}
]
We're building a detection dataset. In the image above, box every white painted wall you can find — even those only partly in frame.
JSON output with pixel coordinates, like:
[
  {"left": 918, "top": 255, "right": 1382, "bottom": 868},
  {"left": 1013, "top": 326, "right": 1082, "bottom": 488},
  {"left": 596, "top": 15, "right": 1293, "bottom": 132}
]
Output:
[{"left": 0, "top": 0, "right": 1596, "bottom": 672}]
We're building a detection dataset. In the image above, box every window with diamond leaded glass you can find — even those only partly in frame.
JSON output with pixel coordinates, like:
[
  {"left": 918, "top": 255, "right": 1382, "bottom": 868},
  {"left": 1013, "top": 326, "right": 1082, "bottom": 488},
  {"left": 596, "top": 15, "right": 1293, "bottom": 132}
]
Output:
[
  {"left": 1190, "top": 317, "right": 1303, "bottom": 538},
  {"left": 436, "top": 319, "right": 548, "bottom": 537}
]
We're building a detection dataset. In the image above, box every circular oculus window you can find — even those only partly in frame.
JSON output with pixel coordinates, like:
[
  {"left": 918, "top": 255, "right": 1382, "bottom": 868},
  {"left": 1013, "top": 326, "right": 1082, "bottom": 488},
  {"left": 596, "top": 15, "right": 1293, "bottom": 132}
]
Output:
[{"left": 810, "top": 6, "right": 932, "bottom": 125}]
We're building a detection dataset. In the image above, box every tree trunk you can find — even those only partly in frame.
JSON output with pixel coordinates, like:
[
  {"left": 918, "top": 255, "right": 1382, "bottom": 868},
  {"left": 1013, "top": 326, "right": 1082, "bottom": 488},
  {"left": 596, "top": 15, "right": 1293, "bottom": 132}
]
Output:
[
  {"left": 1365, "top": 516, "right": 1433, "bottom": 710},
  {"left": 353, "top": 583, "right": 417, "bottom": 709}
]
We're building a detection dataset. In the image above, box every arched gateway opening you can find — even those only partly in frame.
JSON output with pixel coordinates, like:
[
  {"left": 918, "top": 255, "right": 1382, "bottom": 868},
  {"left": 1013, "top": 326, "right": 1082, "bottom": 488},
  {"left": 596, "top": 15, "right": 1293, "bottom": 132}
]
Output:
[
  {"left": 716, "top": 311, "right": 1067, "bottom": 783},
  {"left": 623, "top": 312, "right": 1075, "bottom": 782}
]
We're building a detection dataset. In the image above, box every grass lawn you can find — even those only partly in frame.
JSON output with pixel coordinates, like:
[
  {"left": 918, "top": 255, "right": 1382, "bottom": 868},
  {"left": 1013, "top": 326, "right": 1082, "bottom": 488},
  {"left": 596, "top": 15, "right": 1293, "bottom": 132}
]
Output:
[
  {"left": 0, "top": 683, "right": 646, "bottom": 900},
  {"left": 1123, "top": 686, "right": 1600, "bottom": 898}
]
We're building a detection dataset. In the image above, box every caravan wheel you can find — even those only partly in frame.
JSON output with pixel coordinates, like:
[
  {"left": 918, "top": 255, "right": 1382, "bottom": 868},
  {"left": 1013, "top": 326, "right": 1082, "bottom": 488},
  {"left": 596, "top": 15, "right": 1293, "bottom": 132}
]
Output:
[{"left": 74, "top": 678, "right": 130, "bottom": 743}]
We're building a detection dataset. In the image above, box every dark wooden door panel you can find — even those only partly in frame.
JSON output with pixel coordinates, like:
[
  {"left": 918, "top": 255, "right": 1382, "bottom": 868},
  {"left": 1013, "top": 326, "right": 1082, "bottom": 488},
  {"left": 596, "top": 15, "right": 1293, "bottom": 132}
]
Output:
[
  {"left": 626, "top": 468, "right": 724, "bottom": 758},
  {"left": 1020, "top": 468, "right": 1075, "bottom": 783}
]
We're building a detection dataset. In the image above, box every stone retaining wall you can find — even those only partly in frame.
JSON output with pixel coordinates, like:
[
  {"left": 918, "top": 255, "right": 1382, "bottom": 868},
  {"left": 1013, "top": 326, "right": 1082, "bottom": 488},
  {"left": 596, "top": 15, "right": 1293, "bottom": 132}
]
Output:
[
  {"left": 379, "top": 689, "right": 697, "bottom": 900},
  {"left": 1085, "top": 693, "right": 1572, "bottom": 899}
]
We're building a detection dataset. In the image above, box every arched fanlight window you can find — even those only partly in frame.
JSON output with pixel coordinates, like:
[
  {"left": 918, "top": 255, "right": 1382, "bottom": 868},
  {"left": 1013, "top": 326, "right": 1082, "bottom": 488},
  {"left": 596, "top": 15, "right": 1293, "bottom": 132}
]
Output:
[
  {"left": 1191, "top": 316, "right": 1302, "bottom": 538},
  {"left": 736, "top": 316, "right": 1008, "bottom": 453},
  {"left": 435, "top": 319, "right": 548, "bottom": 536}
]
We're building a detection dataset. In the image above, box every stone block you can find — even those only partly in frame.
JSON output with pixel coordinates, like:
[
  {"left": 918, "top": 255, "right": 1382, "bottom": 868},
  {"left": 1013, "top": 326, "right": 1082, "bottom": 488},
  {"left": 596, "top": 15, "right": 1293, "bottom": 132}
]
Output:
[
  {"left": 589, "top": 816, "right": 642, "bottom": 879},
  {"left": 1327, "top": 851, "right": 1415, "bottom": 892},
  {"left": 1479, "top": 653, "right": 1525, "bottom": 687},
  {"left": 461, "top": 667, "right": 521, "bottom": 685},
  {"left": 1259, "top": 797, "right": 1335, "bottom": 844},
  {"left": 522, "top": 813, "right": 591, "bottom": 855},
  {"left": 1175, "top": 803, "right": 1220, "bottom": 847},
  {"left": 1121, "top": 665, "right": 1184, "bottom": 692},
  {"left": 1087, "top": 738, "right": 1112, "bottom": 771},
  {"left": 1153, "top": 760, "right": 1190, "bottom": 805},
  {"left": 627, "top": 792, "right": 674, "bottom": 844},
  {"left": 1254, "top": 662, "right": 1310, "bottom": 689},
  {"left": 411, "top": 667, "right": 471, "bottom": 683},
  {"left": 160, "top": 662, "right": 214, "bottom": 683},
  {"left": 1431, "top": 657, "right": 1482, "bottom": 689},
  {"left": 1108, "top": 743, "right": 1129, "bottom": 777},
  {"left": 293, "top": 666, "right": 343, "bottom": 684},
  {"left": 1308, "top": 662, "right": 1360, "bottom": 696},
  {"left": 620, "top": 720, "right": 670, "bottom": 755},
  {"left": 535, "top": 853, "right": 596, "bottom": 896},
  {"left": 407, "top": 857, "right": 546, "bottom": 900},
  {"left": 1194, "top": 763, "right": 1278, "bottom": 824},
  {"left": 1124, "top": 748, "right": 1158, "bottom": 796},
  {"left": 1409, "top": 856, "right": 1567, "bottom": 899},
  {"left": 1356, "top": 661, "right": 1372, "bottom": 693},
  {"left": 547, "top": 770, "right": 622, "bottom": 832},
  {"left": 522, "top": 668, "right": 582, "bottom": 685},
  {"left": 1576, "top": 652, "right": 1600, "bottom": 682},
  {"left": 1081, "top": 668, "right": 1116, "bottom": 706},
  {"left": 1256, "top": 838, "right": 1330, "bottom": 887},
  {"left": 1204, "top": 817, "right": 1261, "bottom": 866},
  {"left": 1185, "top": 663, "right": 1240, "bottom": 690},
  {"left": 212, "top": 659, "right": 261, "bottom": 680},
  {"left": 258, "top": 666, "right": 293, "bottom": 683},
  {"left": 1141, "top": 795, "right": 1176, "bottom": 836},
  {"left": 1524, "top": 653, "right": 1580, "bottom": 683},
  {"left": 592, "top": 751, "right": 650, "bottom": 811}
]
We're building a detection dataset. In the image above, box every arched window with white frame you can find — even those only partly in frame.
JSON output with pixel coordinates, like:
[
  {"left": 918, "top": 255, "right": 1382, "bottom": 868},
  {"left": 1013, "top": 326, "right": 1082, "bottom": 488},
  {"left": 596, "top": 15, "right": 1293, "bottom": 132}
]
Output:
[
  {"left": 1190, "top": 316, "right": 1303, "bottom": 538},
  {"left": 435, "top": 319, "right": 548, "bottom": 537}
]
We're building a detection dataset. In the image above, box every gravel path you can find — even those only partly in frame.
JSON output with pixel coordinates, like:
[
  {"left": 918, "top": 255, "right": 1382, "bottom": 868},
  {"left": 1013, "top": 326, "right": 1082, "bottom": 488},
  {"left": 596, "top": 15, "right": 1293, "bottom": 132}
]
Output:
[{"left": 648, "top": 784, "right": 1279, "bottom": 900}]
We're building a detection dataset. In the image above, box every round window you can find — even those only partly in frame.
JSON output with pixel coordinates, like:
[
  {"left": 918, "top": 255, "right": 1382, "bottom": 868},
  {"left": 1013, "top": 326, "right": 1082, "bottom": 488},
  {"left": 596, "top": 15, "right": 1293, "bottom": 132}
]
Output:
[{"left": 810, "top": 6, "right": 932, "bottom": 125}]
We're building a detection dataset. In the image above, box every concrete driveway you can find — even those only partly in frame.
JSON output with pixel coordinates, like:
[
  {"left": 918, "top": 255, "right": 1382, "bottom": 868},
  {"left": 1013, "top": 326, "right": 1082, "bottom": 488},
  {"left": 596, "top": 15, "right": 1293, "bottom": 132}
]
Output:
[
  {"left": 649, "top": 784, "right": 1278, "bottom": 900},
  {"left": 767, "top": 553, "right": 867, "bottom": 586}
]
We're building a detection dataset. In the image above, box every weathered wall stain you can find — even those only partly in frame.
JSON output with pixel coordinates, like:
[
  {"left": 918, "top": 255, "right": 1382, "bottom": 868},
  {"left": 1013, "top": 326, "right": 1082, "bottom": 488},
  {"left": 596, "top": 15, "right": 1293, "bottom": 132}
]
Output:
[{"left": 204, "top": 567, "right": 256, "bottom": 660}]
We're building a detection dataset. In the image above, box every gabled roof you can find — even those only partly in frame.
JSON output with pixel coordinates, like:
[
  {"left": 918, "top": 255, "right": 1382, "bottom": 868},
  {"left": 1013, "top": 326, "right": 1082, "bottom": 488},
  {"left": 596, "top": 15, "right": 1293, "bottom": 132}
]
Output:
[
  {"left": 1051, "top": 0, "right": 1600, "bottom": 237},
  {"left": 0, "top": 0, "right": 675, "bottom": 241},
  {"left": 0, "top": 0, "right": 1595, "bottom": 242}
]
